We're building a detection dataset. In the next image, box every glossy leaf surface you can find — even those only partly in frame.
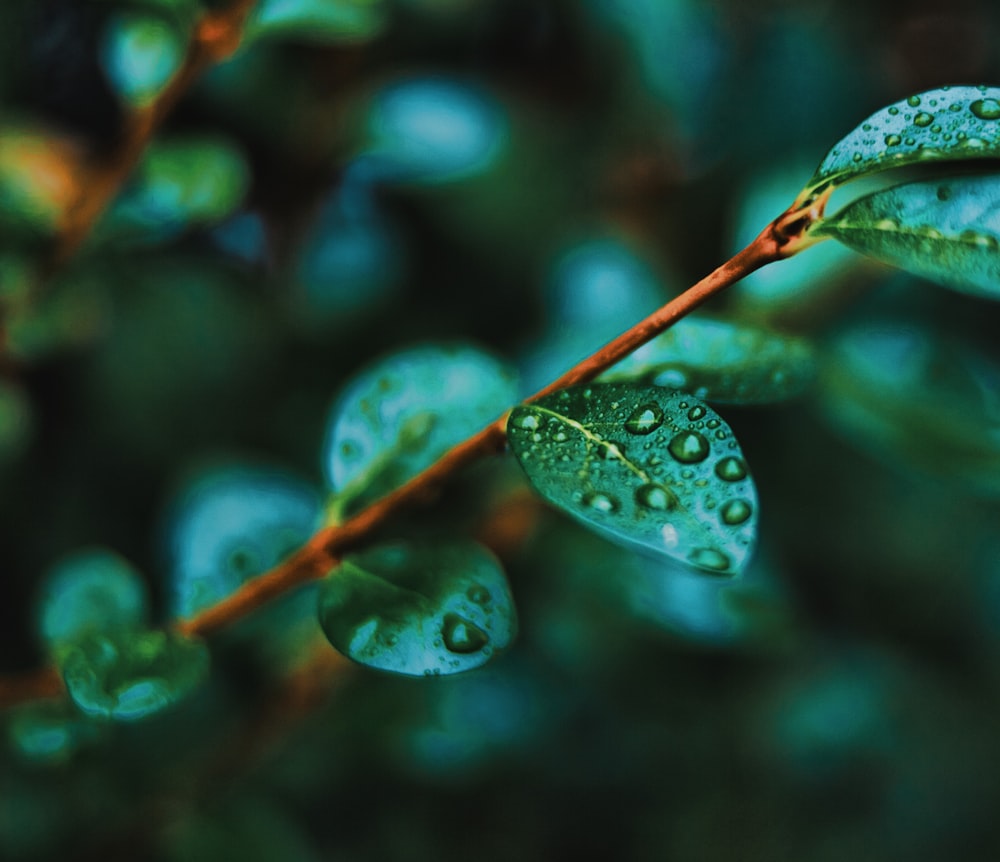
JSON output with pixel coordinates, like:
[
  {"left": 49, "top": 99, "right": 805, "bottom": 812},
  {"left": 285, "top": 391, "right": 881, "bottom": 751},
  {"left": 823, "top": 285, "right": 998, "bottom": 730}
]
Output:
[
  {"left": 508, "top": 384, "right": 758, "bottom": 575},
  {"left": 814, "top": 173, "right": 1000, "bottom": 298},
  {"left": 323, "top": 344, "right": 518, "bottom": 516},
  {"left": 60, "top": 630, "right": 209, "bottom": 721},
  {"left": 802, "top": 86, "right": 1000, "bottom": 199},
  {"left": 601, "top": 316, "right": 817, "bottom": 404},
  {"left": 37, "top": 549, "right": 148, "bottom": 652},
  {"left": 317, "top": 541, "right": 516, "bottom": 676},
  {"left": 100, "top": 13, "right": 184, "bottom": 106}
]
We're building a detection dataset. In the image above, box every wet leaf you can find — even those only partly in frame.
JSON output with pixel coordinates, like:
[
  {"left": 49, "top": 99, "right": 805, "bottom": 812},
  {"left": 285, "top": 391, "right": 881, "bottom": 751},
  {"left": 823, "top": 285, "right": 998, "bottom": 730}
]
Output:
[
  {"left": 813, "top": 173, "right": 1000, "bottom": 299},
  {"left": 601, "top": 316, "right": 817, "bottom": 404},
  {"left": 323, "top": 344, "right": 518, "bottom": 517},
  {"left": 317, "top": 541, "right": 516, "bottom": 676},
  {"left": 507, "top": 384, "right": 758, "bottom": 575},
  {"left": 801, "top": 86, "right": 1000, "bottom": 201},
  {"left": 60, "top": 629, "right": 209, "bottom": 721},
  {"left": 37, "top": 549, "right": 148, "bottom": 654}
]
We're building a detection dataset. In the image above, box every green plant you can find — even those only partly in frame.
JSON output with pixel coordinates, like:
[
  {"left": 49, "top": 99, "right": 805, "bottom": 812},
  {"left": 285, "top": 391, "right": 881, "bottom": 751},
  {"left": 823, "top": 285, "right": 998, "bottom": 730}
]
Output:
[{"left": 4, "top": 1, "right": 1000, "bottom": 859}]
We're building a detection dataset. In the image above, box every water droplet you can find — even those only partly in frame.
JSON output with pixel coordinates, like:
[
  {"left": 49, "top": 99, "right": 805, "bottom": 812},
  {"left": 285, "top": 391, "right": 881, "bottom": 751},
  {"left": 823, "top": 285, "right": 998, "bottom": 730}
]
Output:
[
  {"left": 884, "top": 134, "right": 902, "bottom": 146},
  {"left": 441, "top": 613, "right": 488, "bottom": 654},
  {"left": 949, "top": 102, "right": 962, "bottom": 112},
  {"left": 720, "top": 499, "right": 753, "bottom": 526},
  {"left": 706, "top": 419, "right": 721, "bottom": 430},
  {"left": 552, "top": 429, "right": 568, "bottom": 443},
  {"left": 888, "top": 106, "right": 900, "bottom": 116},
  {"left": 862, "top": 123, "right": 872, "bottom": 132},
  {"left": 512, "top": 412, "right": 540, "bottom": 431},
  {"left": 852, "top": 152, "right": 863, "bottom": 163},
  {"left": 598, "top": 440, "right": 626, "bottom": 460},
  {"left": 688, "top": 548, "right": 730, "bottom": 573},
  {"left": 581, "top": 491, "right": 619, "bottom": 514},
  {"left": 913, "top": 112, "right": 934, "bottom": 127},
  {"left": 668, "top": 431, "right": 710, "bottom": 463},
  {"left": 907, "top": 95, "right": 922, "bottom": 107},
  {"left": 687, "top": 405, "right": 707, "bottom": 421},
  {"left": 715, "top": 456, "right": 747, "bottom": 482},
  {"left": 875, "top": 218, "right": 899, "bottom": 231},
  {"left": 971, "top": 98, "right": 1000, "bottom": 120},
  {"left": 624, "top": 403, "right": 664, "bottom": 435},
  {"left": 467, "top": 584, "right": 490, "bottom": 604},
  {"left": 904, "top": 136, "right": 916, "bottom": 145},
  {"left": 635, "top": 483, "right": 675, "bottom": 511},
  {"left": 930, "top": 124, "right": 942, "bottom": 134}
]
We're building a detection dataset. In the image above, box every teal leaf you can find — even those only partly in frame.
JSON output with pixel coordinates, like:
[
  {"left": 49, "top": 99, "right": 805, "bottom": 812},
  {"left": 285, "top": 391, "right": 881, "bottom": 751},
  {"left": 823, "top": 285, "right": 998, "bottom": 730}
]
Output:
[
  {"left": 814, "top": 173, "right": 1000, "bottom": 298},
  {"left": 165, "top": 465, "right": 321, "bottom": 618},
  {"left": 601, "top": 316, "right": 817, "bottom": 404},
  {"left": 507, "top": 384, "right": 758, "bottom": 575},
  {"left": 6, "top": 702, "right": 101, "bottom": 765},
  {"left": 60, "top": 630, "right": 209, "bottom": 721},
  {"left": 819, "top": 317, "right": 1000, "bottom": 494},
  {"left": 323, "top": 344, "right": 518, "bottom": 517},
  {"left": 100, "top": 12, "right": 185, "bottom": 107},
  {"left": 247, "top": 0, "right": 386, "bottom": 44},
  {"left": 104, "top": 136, "right": 250, "bottom": 242},
  {"left": 802, "top": 86, "right": 1000, "bottom": 200},
  {"left": 317, "top": 541, "right": 516, "bottom": 676},
  {"left": 59, "top": 631, "right": 208, "bottom": 721},
  {"left": 359, "top": 77, "right": 509, "bottom": 185},
  {"left": 37, "top": 549, "right": 148, "bottom": 653}
]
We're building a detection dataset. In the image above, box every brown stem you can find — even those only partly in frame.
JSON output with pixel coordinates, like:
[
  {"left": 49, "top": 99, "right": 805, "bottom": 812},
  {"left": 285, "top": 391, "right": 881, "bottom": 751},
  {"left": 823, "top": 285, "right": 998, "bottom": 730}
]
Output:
[
  {"left": 0, "top": 210, "right": 799, "bottom": 707},
  {"left": 49, "top": 0, "right": 259, "bottom": 271}
]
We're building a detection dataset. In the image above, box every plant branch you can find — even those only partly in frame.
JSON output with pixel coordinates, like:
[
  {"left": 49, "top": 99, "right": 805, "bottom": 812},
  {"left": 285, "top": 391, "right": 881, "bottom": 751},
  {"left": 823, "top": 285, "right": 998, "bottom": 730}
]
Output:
[{"left": 0, "top": 202, "right": 813, "bottom": 708}]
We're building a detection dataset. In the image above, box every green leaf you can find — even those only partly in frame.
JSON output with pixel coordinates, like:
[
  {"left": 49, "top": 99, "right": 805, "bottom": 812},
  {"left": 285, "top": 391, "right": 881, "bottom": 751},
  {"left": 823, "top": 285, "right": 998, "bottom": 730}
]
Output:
[
  {"left": 507, "top": 384, "right": 758, "bottom": 576},
  {"left": 819, "top": 317, "right": 1000, "bottom": 494},
  {"left": 104, "top": 136, "right": 250, "bottom": 241},
  {"left": 317, "top": 541, "right": 517, "bottom": 676},
  {"left": 814, "top": 173, "right": 1000, "bottom": 299},
  {"left": 6, "top": 702, "right": 102, "bottom": 766},
  {"left": 100, "top": 12, "right": 185, "bottom": 107},
  {"left": 801, "top": 86, "right": 1000, "bottom": 200},
  {"left": 247, "top": 0, "right": 386, "bottom": 44},
  {"left": 60, "top": 629, "right": 209, "bottom": 721},
  {"left": 601, "top": 316, "right": 817, "bottom": 404},
  {"left": 323, "top": 344, "right": 518, "bottom": 517},
  {"left": 37, "top": 549, "right": 148, "bottom": 654}
]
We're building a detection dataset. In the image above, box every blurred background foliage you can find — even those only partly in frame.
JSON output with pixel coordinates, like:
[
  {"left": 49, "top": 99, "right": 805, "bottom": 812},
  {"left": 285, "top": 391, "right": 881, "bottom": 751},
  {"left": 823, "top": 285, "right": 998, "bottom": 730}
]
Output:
[{"left": 4, "top": 0, "right": 1000, "bottom": 859}]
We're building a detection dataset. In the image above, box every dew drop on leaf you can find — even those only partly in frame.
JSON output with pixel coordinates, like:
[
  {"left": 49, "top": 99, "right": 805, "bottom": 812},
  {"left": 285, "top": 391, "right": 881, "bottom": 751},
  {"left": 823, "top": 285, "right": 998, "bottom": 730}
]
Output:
[
  {"left": 688, "top": 548, "right": 731, "bottom": 573},
  {"left": 715, "top": 456, "right": 748, "bottom": 482},
  {"left": 441, "top": 613, "right": 489, "bottom": 654},
  {"left": 624, "top": 403, "right": 664, "bottom": 435},
  {"left": 668, "top": 431, "right": 711, "bottom": 464},
  {"left": 970, "top": 98, "right": 1000, "bottom": 121},
  {"left": 720, "top": 499, "right": 753, "bottom": 526}
]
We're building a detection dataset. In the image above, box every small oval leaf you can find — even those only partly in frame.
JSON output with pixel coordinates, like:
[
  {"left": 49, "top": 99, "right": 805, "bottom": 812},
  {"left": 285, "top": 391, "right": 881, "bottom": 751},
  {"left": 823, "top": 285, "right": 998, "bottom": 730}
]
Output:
[
  {"left": 247, "top": 0, "right": 386, "bottom": 44},
  {"left": 100, "top": 12, "right": 185, "bottom": 107},
  {"left": 317, "top": 541, "right": 517, "bottom": 676},
  {"left": 60, "top": 630, "right": 209, "bottom": 721},
  {"left": 37, "top": 549, "right": 148, "bottom": 653},
  {"left": 507, "top": 384, "right": 758, "bottom": 575},
  {"left": 814, "top": 173, "right": 1000, "bottom": 298},
  {"left": 601, "top": 316, "right": 817, "bottom": 404},
  {"left": 323, "top": 344, "right": 518, "bottom": 516},
  {"left": 801, "top": 86, "right": 1000, "bottom": 200}
]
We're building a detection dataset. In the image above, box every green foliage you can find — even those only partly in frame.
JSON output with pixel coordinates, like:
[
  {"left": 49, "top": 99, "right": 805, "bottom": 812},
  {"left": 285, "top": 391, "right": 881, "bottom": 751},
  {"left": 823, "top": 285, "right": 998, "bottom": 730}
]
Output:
[
  {"left": 601, "top": 315, "right": 817, "bottom": 404},
  {"left": 246, "top": 0, "right": 387, "bottom": 44},
  {"left": 815, "top": 174, "right": 1000, "bottom": 298},
  {"left": 100, "top": 12, "right": 185, "bottom": 107},
  {"left": 507, "top": 384, "right": 757, "bottom": 575},
  {"left": 323, "top": 344, "right": 518, "bottom": 518},
  {"left": 59, "top": 629, "right": 209, "bottom": 721},
  {"left": 801, "top": 86, "right": 1000, "bottom": 200},
  {"left": 316, "top": 541, "right": 516, "bottom": 676}
]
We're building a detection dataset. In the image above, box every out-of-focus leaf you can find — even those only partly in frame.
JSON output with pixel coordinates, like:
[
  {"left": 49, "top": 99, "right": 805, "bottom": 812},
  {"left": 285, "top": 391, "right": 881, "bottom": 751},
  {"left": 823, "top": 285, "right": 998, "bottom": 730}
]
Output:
[
  {"left": 819, "top": 317, "right": 1000, "bottom": 494},
  {"left": 601, "top": 316, "right": 817, "bottom": 404},
  {"left": 507, "top": 384, "right": 758, "bottom": 575},
  {"left": 323, "top": 344, "right": 518, "bottom": 517},
  {"left": 103, "top": 136, "right": 250, "bottom": 242},
  {"left": 247, "top": 0, "right": 387, "bottom": 44},
  {"left": 6, "top": 702, "right": 101, "bottom": 766},
  {"left": 100, "top": 12, "right": 185, "bottom": 107},
  {"left": 317, "top": 541, "right": 517, "bottom": 676},
  {"left": 800, "top": 86, "right": 1000, "bottom": 201},
  {"left": 165, "top": 465, "right": 321, "bottom": 618},
  {"left": 814, "top": 173, "right": 1000, "bottom": 299},
  {"left": 0, "top": 126, "right": 81, "bottom": 233},
  {"left": 60, "top": 629, "right": 209, "bottom": 721},
  {"left": 0, "top": 379, "right": 31, "bottom": 464},
  {"left": 355, "top": 76, "right": 509, "bottom": 185},
  {"left": 37, "top": 549, "right": 148, "bottom": 655}
]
